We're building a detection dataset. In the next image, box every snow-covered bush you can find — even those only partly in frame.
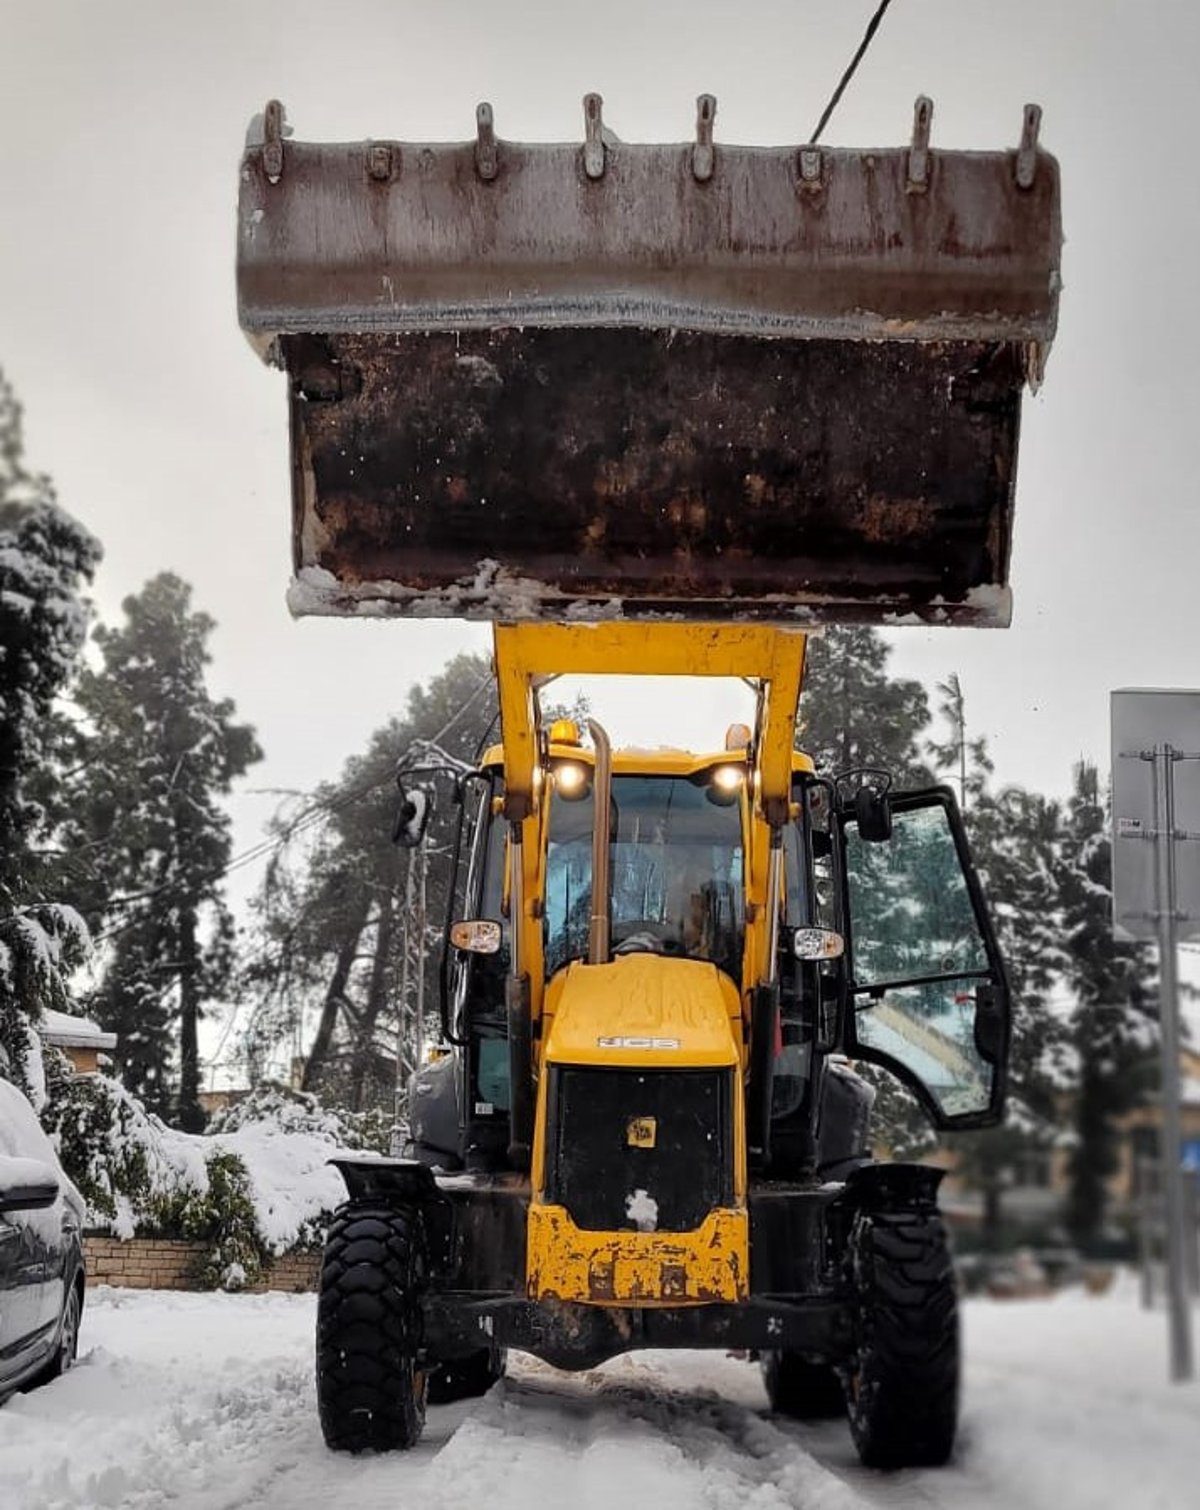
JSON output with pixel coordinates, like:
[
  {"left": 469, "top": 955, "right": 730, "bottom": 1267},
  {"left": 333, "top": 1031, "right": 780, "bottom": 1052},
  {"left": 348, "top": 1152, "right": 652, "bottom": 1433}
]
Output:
[
  {"left": 186, "top": 1151, "right": 267, "bottom": 1291},
  {"left": 44, "top": 1072, "right": 209, "bottom": 1234},
  {"left": 42, "top": 1073, "right": 376, "bottom": 1287},
  {"left": 206, "top": 1080, "right": 389, "bottom": 1152}
]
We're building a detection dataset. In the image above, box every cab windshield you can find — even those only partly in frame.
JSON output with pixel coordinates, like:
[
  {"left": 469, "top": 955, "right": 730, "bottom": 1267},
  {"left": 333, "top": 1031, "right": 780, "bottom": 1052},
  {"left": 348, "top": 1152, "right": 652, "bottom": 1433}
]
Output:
[{"left": 544, "top": 773, "right": 745, "bottom": 982}]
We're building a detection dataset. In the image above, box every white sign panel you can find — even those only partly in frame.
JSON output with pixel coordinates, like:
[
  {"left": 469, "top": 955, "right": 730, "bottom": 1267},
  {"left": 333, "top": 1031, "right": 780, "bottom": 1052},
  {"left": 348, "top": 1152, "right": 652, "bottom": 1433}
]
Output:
[{"left": 1110, "top": 688, "right": 1200, "bottom": 942}]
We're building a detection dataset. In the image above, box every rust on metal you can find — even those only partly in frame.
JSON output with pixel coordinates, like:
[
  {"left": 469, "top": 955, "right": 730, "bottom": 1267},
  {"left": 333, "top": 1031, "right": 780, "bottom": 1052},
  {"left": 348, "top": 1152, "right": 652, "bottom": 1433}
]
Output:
[
  {"left": 237, "top": 99, "right": 1062, "bottom": 626},
  {"left": 281, "top": 327, "right": 1025, "bottom": 624}
]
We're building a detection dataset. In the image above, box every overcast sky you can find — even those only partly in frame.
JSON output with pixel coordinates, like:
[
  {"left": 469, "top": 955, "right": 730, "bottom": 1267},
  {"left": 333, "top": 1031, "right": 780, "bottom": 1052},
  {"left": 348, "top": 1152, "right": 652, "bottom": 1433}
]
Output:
[{"left": 4, "top": 0, "right": 1199, "bottom": 893}]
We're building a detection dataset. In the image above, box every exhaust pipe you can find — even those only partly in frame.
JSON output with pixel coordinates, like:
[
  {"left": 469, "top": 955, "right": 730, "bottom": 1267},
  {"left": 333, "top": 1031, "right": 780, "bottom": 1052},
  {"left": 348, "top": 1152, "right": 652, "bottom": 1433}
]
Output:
[{"left": 587, "top": 720, "right": 612, "bottom": 965}]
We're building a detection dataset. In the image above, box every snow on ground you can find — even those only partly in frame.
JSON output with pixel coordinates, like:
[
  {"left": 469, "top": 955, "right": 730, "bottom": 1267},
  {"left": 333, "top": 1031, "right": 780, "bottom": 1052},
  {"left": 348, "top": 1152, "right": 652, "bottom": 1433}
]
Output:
[{"left": 1, "top": 1276, "right": 1196, "bottom": 1510}]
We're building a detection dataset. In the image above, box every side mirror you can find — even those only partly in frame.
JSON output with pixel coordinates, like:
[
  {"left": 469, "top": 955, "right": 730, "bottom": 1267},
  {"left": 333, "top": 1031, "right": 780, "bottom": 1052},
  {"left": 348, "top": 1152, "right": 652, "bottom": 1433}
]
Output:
[
  {"left": 974, "top": 982, "right": 1006, "bottom": 1061},
  {"left": 392, "top": 782, "right": 431, "bottom": 848},
  {"left": 853, "top": 785, "right": 892, "bottom": 842},
  {"left": 0, "top": 1156, "right": 60, "bottom": 1213}
]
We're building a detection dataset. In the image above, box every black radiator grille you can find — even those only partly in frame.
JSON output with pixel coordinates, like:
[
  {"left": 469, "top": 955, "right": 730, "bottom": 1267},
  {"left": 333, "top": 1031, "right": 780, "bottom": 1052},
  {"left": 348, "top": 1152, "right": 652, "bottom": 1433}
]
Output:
[{"left": 545, "top": 1067, "right": 733, "bottom": 1233}]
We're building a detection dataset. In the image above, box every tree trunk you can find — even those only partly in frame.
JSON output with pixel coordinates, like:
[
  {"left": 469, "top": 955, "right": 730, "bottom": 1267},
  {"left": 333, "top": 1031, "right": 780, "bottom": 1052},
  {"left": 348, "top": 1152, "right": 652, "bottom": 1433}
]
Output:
[
  {"left": 350, "top": 892, "right": 396, "bottom": 1111},
  {"left": 302, "top": 904, "right": 368, "bottom": 1094},
  {"left": 177, "top": 909, "right": 205, "bottom": 1131}
]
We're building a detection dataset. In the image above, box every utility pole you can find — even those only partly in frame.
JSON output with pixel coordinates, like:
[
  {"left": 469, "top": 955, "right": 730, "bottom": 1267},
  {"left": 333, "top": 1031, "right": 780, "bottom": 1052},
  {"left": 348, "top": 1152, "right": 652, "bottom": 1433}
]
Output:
[
  {"left": 1111, "top": 688, "right": 1200, "bottom": 1383},
  {"left": 1149, "top": 742, "right": 1194, "bottom": 1381}
]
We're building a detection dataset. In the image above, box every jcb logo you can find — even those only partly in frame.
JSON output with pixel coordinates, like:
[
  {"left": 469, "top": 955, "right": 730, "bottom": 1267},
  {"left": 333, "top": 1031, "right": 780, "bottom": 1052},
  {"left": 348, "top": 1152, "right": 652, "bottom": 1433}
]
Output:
[{"left": 596, "top": 1035, "right": 681, "bottom": 1050}]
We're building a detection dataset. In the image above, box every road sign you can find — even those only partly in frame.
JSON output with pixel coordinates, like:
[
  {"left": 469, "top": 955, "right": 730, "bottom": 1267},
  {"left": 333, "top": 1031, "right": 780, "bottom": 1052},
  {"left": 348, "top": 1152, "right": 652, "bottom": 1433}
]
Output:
[{"left": 1111, "top": 689, "right": 1200, "bottom": 942}]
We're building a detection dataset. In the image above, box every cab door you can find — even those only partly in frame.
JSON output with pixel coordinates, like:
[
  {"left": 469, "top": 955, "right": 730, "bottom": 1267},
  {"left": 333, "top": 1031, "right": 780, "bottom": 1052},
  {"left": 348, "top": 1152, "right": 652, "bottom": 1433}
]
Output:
[{"left": 836, "top": 787, "right": 1010, "bottom": 1129}]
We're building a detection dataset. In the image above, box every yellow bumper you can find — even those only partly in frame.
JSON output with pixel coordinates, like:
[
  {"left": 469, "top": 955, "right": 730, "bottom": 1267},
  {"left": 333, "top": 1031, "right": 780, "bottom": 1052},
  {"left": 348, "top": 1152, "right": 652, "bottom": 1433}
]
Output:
[{"left": 526, "top": 1203, "right": 748, "bottom": 1306}]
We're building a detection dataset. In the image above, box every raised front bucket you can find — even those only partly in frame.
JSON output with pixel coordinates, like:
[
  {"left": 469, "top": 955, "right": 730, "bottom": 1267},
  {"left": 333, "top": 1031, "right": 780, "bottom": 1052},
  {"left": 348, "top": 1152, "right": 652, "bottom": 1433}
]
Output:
[{"left": 237, "top": 97, "right": 1061, "bottom": 626}]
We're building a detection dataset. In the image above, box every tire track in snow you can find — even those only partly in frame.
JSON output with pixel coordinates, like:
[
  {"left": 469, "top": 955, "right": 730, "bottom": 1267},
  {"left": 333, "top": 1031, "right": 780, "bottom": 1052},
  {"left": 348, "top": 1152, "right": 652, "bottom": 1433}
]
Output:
[{"left": 410, "top": 1355, "right": 871, "bottom": 1510}]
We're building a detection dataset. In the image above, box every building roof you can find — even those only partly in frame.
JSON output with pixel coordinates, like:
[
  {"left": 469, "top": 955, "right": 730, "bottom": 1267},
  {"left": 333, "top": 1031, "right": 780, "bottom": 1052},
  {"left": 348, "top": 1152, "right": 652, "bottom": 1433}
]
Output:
[{"left": 39, "top": 1009, "right": 118, "bottom": 1052}]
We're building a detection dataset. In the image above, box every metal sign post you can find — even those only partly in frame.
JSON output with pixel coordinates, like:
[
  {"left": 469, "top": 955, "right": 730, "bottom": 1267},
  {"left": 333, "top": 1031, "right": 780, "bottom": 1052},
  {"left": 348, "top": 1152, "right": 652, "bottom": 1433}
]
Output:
[{"left": 1111, "top": 689, "right": 1200, "bottom": 1383}]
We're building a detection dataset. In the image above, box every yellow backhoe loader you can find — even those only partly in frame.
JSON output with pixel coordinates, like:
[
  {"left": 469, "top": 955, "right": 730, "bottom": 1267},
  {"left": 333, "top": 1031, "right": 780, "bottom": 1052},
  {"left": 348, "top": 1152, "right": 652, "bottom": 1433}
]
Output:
[{"left": 236, "top": 95, "right": 1061, "bottom": 1468}]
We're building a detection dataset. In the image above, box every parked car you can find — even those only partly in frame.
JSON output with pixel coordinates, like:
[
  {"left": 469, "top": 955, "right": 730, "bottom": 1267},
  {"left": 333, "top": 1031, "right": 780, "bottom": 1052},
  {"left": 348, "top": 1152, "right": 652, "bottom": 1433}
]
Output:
[{"left": 0, "top": 1076, "right": 85, "bottom": 1397}]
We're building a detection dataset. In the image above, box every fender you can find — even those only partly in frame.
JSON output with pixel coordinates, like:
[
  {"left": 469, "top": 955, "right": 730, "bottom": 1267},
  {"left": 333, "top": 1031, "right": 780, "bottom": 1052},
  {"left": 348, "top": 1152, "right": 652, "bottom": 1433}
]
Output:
[
  {"left": 843, "top": 1161, "right": 946, "bottom": 1214},
  {"left": 328, "top": 1158, "right": 454, "bottom": 1270}
]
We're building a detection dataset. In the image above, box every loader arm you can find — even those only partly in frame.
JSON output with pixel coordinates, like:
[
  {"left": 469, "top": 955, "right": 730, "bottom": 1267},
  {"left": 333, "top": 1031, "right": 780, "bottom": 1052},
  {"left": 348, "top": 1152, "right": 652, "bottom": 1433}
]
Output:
[{"left": 492, "top": 622, "right": 807, "bottom": 1035}]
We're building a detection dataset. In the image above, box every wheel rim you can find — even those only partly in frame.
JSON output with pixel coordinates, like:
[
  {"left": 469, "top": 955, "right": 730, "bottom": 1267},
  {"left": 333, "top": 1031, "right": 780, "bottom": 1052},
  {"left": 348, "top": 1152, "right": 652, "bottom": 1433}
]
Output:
[{"left": 59, "top": 1291, "right": 80, "bottom": 1372}]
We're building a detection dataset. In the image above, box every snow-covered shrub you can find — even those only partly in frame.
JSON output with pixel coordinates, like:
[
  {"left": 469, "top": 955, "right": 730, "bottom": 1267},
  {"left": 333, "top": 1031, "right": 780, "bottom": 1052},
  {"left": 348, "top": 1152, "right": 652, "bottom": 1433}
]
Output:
[
  {"left": 43, "top": 1074, "right": 272, "bottom": 1287},
  {"left": 185, "top": 1151, "right": 269, "bottom": 1291},
  {"left": 207, "top": 1080, "right": 389, "bottom": 1153},
  {"left": 44, "top": 1072, "right": 206, "bottom": 1236},
  {"left": 42, "top": 1073, "right": 372, "bottom": 1286}
]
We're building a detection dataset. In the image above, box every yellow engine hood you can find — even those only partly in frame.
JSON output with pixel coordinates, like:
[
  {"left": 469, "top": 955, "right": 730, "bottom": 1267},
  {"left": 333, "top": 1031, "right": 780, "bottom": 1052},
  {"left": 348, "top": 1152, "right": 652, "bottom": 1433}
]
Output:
[{"left": 543, "top": 955, "right": 741, "bottom": 1070}]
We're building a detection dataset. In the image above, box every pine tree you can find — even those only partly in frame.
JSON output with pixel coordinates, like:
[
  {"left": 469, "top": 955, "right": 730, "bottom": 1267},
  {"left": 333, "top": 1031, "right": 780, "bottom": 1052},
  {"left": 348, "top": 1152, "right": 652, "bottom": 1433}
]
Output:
[
  {"left": 797, "top": 627, "right": 931, "bottom": 785},
  {"left": 1056, "top": 761, "right": 1156, "bottom": 1248},
  {"left": 61, "top": 574, "right": 261, "bottom": 1125},
  {"left": 0, "top": 368, "right": 100, "bottom": 1093}
]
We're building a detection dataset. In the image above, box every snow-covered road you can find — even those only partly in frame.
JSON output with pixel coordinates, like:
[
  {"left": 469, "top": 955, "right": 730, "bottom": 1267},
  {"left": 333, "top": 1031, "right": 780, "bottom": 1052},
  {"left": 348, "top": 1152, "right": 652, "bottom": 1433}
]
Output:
[{"left": 1, "top": 1279, "right": 1195, "bottom": 1510}]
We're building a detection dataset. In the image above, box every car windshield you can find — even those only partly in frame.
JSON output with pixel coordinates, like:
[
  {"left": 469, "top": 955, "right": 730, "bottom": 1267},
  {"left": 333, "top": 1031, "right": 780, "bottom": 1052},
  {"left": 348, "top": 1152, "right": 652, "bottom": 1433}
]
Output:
[{"left": 544, "top": 773, "right": 745, "bottom": 981}]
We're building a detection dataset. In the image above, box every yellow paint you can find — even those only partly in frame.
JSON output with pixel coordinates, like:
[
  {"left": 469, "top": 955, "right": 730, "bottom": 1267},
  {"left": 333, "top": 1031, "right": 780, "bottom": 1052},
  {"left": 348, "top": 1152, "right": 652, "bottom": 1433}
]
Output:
[
  {"left": 541, "top": 956, "right": 742, "bottom": 1070},
  {"left": 526, "top": 1203, "right": 748, "bottom": 1306},
  {"left": 492, "top": 621, "right": 807, "bottom": 824}
]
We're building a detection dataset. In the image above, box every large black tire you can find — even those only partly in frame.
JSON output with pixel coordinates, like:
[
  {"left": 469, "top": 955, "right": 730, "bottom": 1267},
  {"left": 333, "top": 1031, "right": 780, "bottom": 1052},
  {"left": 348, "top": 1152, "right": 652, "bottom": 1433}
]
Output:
[
  {"left": 844, "top": 1208, "right": 959, "bottom": 1469},
  {"left": 761, "top": 1350, "right": 846, "bottom": 1420},
  {"left": 427, "top": 1346, "right": 507, "bottom": 1404},
  {"left": 316, "top": 1204, "right": 428, "bottom": 1453}
]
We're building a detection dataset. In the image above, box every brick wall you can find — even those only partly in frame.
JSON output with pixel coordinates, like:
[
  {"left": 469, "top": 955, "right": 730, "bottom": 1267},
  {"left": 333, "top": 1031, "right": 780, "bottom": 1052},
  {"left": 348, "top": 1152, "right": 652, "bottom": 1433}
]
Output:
[{"left": 83, "top": 1236, "right": 320, "bottom": 1293}]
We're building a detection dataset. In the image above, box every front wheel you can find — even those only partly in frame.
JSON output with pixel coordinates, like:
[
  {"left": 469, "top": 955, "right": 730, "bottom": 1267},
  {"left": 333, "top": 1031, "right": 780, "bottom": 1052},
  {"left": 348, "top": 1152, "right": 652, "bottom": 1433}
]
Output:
[
  {"left": 316, "top": 1204, "right": 428, "bottom": 1452},
  {"left": 844, "top": 1207, "right": 959, "bottom": 1469}
]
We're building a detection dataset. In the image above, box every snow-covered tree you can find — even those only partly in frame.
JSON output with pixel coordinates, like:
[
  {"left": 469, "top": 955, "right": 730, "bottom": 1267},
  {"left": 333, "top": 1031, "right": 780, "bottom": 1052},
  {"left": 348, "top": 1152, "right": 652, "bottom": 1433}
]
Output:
[
  {"left": 241, "top": 653, "right": 495, "bottom": 1111},
  {"left": 797, "top": 627, "right": 931, "bottom": 785},
  {"left": 1055, "top": 761, "right": 1156, "bottom": 1247},
  {"left": 0, "top": 367, "right": 100, "bottom": 1093},
  {"left": 60, "top": 574, "right": 261, "bottom": 1127}
]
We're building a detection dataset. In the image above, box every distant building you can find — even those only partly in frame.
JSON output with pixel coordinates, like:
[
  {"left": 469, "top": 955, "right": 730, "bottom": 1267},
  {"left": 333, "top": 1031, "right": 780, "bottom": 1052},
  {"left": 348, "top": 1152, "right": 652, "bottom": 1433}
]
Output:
[
  {"left": 915, "top": 1047, "right": 1200, "bottom": 1238},
  {"left": 39, "top": 1009, "right": 117, "bottom": 1077},
  {"left": 197, "top": 1088, "right": 250, "bottom": 1117}
]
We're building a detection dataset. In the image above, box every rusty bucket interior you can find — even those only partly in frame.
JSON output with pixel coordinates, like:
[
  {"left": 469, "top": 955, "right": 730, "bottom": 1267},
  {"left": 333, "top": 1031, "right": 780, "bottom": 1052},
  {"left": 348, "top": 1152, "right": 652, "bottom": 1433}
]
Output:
[{"left": 237, "top": 97, "right": 1062, "bottom": 627}]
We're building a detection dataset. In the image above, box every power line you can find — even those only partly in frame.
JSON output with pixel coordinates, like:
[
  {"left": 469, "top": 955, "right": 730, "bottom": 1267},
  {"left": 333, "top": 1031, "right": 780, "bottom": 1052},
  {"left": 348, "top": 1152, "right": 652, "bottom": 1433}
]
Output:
[{"left": 809, "top": 0, "right": 896, "bottom": 145}]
